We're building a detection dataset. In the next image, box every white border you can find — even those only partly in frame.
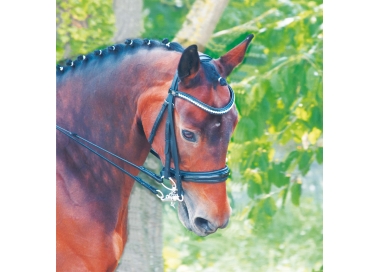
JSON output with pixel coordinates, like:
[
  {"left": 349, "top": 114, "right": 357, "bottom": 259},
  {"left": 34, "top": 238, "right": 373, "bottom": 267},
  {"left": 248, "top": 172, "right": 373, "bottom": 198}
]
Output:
[{"left": 1, "top": 1, "right": 56, "bottom": 270}]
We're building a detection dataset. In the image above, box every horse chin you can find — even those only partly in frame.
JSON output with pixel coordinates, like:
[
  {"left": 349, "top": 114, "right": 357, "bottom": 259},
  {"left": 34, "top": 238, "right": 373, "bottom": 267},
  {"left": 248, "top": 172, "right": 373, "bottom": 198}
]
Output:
[
  {"left": 178, "top": 200, "right": 210, "bottom": 237},
  {"left": 178, "top": 201, "right": 193, "bottom": 231}
]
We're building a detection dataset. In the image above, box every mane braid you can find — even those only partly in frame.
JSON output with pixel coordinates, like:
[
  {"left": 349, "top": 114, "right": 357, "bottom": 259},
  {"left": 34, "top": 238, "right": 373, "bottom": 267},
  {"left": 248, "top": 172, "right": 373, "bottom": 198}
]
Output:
[{"left": 56, "top": 38, "right": 184, "bottom": 75}]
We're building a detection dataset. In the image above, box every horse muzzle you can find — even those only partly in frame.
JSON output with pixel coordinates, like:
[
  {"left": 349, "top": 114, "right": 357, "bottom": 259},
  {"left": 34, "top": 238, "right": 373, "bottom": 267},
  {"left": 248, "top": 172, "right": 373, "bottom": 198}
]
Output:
[{"left": 177, "top": 188, "right": 231, "bottom": 237}]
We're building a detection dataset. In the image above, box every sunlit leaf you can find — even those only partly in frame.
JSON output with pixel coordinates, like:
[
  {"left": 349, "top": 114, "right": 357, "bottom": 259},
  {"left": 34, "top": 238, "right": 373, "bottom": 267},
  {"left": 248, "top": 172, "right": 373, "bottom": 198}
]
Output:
[
  {"left": 268, "top": 147, "right": 275, "bottom": 162},
  {"left": 295, "top": 106, "right": 309, "bottom": 121},
  {"left": 308, "top": 127, "right": 322, "bottom": 145},
  {"left": 163, "top": 246, "right": 181, "bottom": 270},
  {"left": 244, "top": 168, "right": 262, "bottom": 184}
]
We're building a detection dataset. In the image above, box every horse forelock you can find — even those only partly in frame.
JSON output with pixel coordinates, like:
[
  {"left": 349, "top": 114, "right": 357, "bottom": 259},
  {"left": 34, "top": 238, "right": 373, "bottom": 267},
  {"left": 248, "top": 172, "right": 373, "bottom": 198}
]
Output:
[
  {"left": 201, "top": 61, "right": 224, "bottom": 89},
  {"left": 56, "top": 38, "right": 185, "bottom": 76}
]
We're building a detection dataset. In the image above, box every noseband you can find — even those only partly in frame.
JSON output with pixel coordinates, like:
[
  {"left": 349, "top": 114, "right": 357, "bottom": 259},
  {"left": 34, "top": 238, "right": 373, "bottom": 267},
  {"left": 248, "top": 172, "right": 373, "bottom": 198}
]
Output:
[{"left": 56, "top": 54, "right": 235, "bottom": 206}]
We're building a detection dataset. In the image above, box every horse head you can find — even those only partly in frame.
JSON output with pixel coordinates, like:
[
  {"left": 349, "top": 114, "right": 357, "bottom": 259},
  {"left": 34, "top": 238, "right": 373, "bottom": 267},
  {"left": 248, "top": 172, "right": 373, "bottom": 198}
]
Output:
[{"left": 140, "top": 35, "right": 253, "bottom": 236}]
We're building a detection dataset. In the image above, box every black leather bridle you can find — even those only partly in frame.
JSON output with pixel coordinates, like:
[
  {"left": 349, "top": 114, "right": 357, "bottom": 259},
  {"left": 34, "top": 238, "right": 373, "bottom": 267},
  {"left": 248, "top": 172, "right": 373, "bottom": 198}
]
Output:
[{"left": 56, "top": 54, "right": 235, "bottom": 205}]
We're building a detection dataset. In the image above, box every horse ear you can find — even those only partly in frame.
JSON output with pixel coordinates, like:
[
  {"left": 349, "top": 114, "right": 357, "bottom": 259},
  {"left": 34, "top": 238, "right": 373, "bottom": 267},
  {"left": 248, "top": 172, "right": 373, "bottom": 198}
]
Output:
[
  {"left": 177, "top": 44, "right": 200, "bottom": 84},
  {"left": 215, "top": 34, "right": 254, "bottom": 77}
]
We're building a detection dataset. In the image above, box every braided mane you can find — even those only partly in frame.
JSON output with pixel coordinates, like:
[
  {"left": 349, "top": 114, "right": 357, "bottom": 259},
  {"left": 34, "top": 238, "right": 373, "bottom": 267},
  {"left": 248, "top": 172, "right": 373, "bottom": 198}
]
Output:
[
  {"left": 56, "top": 37, "right": 226, "bottom": 86},
  {"left": 56, "top": 38, "right": 185, "bottom": 75}
]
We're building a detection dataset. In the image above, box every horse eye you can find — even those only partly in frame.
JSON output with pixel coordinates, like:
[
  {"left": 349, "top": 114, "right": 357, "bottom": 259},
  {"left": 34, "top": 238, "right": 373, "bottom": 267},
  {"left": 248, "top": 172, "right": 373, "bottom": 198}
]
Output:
[{"left": 182, "top": 130, "right": 196, "bottom": 142}]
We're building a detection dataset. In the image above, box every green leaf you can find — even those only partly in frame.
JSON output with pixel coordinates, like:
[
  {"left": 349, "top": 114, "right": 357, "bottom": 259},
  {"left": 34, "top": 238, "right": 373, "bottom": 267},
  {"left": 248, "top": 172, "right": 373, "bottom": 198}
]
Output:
[
  {"left": 279, "top": 119, "right": 310, "bottom": 145},
  {"left": 298, "top": 150, "right": 314, "bottom": 176},
  {"left": 284, "top": 150, "right": 300, "bottom": 170},
  {"left": 270, "top": 73, "right": 285, "bottom": 93},
  {"left": 262, "top": 174, "right": 272, "bottom": 194},
  {"left": 233, "top": 117, "right": 255, "bottom": 142},
  {"left": 306, "top": 66, "right": 320, "bottom": 91},
  {"left": 247, "top": 179, "right": 262, "bottom": 199},
  {"left": 281, "top": 181, "right": 290, "bottom": 208},
  {"left": 252, "top": 83, "right": 266, "bottom": 105},
  {"left": 316, "top": 147, "right": 323, "bottom": 164},
  {"left": 293, "top": 120, "right": 311, "bottom": 143},
  {"left": 279, "top": 125, "right": 293, "bottom": 145},
  {"left": 310, "top": 106, "right": 323, "bottom": 130},
  {"left": 291, "top": 182, "right": 302, "bottom": 206},
  {"left": 268, "top": 162, "right": 289, "bottom": 187},
  {"left": 248, "top": 197, "right": 276, "bottom": 230},
  {"left": 263, "top": 197, "right": 277, "bottom": 217},
  {"left": 258, "top": 152, "right": 269, "bottom": 172}
]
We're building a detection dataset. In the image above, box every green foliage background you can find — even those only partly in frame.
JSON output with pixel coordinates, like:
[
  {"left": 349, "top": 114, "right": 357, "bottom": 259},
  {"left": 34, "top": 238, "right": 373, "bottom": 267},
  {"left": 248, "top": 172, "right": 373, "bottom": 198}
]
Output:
[{"left": 56, "top": 0, "right": 323, "bottom": 271}]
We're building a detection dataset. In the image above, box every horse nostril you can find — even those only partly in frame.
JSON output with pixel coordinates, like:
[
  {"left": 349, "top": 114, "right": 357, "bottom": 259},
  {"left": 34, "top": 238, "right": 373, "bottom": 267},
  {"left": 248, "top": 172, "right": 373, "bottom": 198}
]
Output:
[{"left": 194, "top": 217, "right": 216, "bottom": 233}]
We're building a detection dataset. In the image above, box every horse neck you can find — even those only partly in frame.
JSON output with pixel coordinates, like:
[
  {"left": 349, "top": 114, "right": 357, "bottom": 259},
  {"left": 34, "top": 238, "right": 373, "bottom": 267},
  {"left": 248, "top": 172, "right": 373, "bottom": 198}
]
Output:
[{"left": 56, "top": 48, "right": 181, "bottom": 182}]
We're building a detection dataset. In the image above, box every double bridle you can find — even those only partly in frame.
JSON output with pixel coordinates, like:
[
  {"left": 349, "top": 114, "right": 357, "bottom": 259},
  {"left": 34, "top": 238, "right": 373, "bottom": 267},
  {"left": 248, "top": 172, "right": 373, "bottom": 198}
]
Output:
[{"left": 56, "top": 54, "right": 235, "bottom": 207}]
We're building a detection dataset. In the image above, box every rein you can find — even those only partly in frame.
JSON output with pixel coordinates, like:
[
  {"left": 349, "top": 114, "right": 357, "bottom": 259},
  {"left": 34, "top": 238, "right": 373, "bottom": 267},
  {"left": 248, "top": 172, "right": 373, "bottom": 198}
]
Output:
[{"left": 56, "top": 54, "right": 235, "bottom": 207}]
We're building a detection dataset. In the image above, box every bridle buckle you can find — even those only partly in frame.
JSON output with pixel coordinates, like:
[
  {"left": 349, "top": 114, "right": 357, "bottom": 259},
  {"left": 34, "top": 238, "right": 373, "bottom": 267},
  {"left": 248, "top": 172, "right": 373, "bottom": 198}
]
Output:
[{"left": 156, "top": 177, "right": 184, "bottom": 208}]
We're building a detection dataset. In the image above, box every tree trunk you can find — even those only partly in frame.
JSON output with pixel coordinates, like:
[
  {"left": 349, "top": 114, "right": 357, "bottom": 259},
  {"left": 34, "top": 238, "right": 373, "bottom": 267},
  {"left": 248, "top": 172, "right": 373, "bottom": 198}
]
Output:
[
  {"left": 116, "top": 155, "right": 163, "bottom": 272},
  {"left": 113, "top": 0, "right": 143, "bottom": 43},
  {"left": 174, "top": 0, "right": 229, "bottom": 51},
  {"left": 113, "top": 0, "right": 163, "bottom": 270}
]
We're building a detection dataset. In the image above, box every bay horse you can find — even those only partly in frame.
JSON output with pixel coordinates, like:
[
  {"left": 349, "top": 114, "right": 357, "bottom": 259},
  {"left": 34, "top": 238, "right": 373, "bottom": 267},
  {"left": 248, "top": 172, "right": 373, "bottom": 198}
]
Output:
[{"left": 56, "top": 34, "right": 253, "bottom": 271}]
